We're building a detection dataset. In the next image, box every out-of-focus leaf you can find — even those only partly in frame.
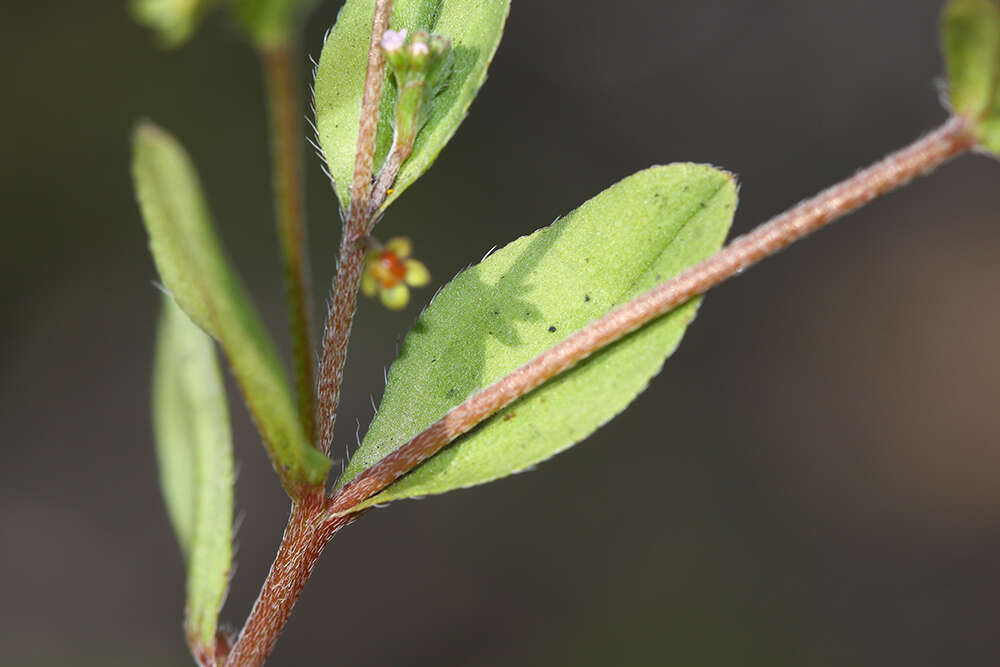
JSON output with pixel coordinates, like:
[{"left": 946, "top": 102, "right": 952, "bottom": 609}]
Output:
[
  {"left": 152, "top": 296, "right": 233, "bottom": 660},
  {"left": 338, "top": 164, "right": 737, "bottom": 510},
  {"left": 130, "top": 0, "right": 222, "bottom": 47},
  {"left": 233, "top": 0, "right": 318, "bottom": 47},
  {"left": 314, "top": 0, "right": 510, "bottom": 213},
  {"left": 943, "top": 0, "right": 1000, "bottom": 153},
  {"left": 132, "top": 121, "right": 330, "bottom": 494}
]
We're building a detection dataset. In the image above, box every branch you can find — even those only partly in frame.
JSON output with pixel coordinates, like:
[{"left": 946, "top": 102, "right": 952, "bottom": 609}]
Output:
[
  {"left": 260, "top": 41, "right": 317, "bottom": 444},
  {"left": 225, "top": 6, "right": 395, "bottom": 662},
  {"left": 327, "top": 115, "right": 977, "bottom": 515},
  {"left": 315, "top": 0, "right": 395, "bottom": 456}
]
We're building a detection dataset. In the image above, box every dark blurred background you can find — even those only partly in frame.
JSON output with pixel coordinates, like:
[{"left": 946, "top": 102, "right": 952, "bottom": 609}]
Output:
[{"left": 4, "top": 1, "right": 1000, "bottom": 664}]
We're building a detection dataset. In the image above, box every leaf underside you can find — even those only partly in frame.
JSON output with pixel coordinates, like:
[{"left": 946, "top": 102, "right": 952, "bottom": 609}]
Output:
[
  {"left": 339, "top": 164, "right": 738, "bottom": 511},
  {"left": 153, "top": 296, "right": 234, "bottom": 654},
  {"left": 314, "top": 0, "right": 511, "bottom": 213}
]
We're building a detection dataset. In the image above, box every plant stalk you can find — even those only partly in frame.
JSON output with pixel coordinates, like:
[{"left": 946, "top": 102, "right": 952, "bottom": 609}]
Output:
[
  {"left": 226, "top": 5, "right": 396, "bottom": 663},
  {"left": 223, "top": 116, "right": 975, "bottom": 666},
  {"left": 315, "top": 0, "right": 395, "bottom": 457},
  {"left": 261, "top": 41, "right": 317, "bottom": 445},
  {"left": 226, "top": 5, "right": 396, "bottom": 662},
  {"left": 224, "top": 491, "right": 356, "bottom": 666},
  {"left": 327, "top": 115, "right": 978, "bottom": 515}
]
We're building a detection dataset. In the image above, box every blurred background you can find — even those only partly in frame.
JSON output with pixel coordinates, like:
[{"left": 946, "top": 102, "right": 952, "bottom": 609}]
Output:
[{"left": 3, "top": 1, "right": 1000, "bottom": 664}]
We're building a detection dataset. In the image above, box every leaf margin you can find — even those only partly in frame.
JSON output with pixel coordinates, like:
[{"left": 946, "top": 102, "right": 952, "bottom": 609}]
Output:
[
  {"left": 336, "top": 163, "right": 739, "bottom": 511},
  {"left": 313, "top": 0, "right": 511, "bottom": 212},
  {"left": 152, "top": 295, "right": 234, "bottom": 658},
  {"left": 132, "top": 120, "right": 330, "bottom": 494}
]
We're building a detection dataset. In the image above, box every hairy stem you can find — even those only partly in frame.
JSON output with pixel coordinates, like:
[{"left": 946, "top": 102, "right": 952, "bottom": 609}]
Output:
[
  {"left": 225, "top": 491, "right": 356, "bottom": 667},
  {"left": 327, "top": 116, "right": 977, "bottom": 515},
  {"left": 315, "top": 0, "right": 395, "bottom": 456},
  {"left": 347, "top": 0, "right": 394, "bottom": 230},
  {"left": 261, "top": 41, "right": 317, "bottom": 444},
  {"left": 226, "top": 6, "right": 396, "bottom": 661}
]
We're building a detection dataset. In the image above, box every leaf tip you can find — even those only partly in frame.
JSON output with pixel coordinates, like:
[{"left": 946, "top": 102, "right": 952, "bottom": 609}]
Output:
[{"left": 942, "top": 0, "right": 1000, "bottom": 153}]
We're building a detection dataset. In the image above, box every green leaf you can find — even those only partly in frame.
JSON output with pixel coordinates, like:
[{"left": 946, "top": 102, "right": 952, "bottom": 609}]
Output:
[
  {"left": 233, "top": 0, "right": 317, "bottom": 47},
  {"left": 130, "top": 0, "right": 222, "bottom": 47},
  {"left": 153, "top": 296, "right": 233, "bottom": 657},
  {"left": 132, "top": 121, "right": 330, "bottom": 494},
  {"left": 314, "top": 0, "right": 510, "bottom": 213},
  {"left": 338, "top": 164, "right": 738, "bottom": 509},
  {"left": 943, "top": 0, "right": 1000, "bottom": 154}
]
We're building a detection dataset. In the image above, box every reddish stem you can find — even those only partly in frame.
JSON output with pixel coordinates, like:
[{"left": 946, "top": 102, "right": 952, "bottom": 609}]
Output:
[
  {"left": 224, "top": 5, "right": 394, "bottom": 662},
  {"left": 315, "top": 0, "right": 395, "bottom": 456},
  {"left": 224, "top": 491, "right": 356, "bottom": 666}
]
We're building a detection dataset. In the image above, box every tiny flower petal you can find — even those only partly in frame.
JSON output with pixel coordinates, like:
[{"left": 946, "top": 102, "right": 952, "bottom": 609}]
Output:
[
  {"left": 410, "top": 40, "right": 429, "bottom": 57},
  {"left": 380, "top": 283, "right": 410, "bottom": 310},
  {"left": 404, "top": 258, "right": 430, "bottom": 287},
  {"left": 385, "top": 237, "right": 412, "bottom": 258},
  {"left": 361, "top": 269, "right": 378, "bottom": 297}
]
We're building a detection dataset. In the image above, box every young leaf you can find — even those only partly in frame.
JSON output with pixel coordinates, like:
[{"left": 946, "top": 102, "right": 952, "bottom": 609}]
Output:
[
  {"left": 130, "top": 0, "right": 222, "bottom": 47},
  {"left": 153, "top": 296, "right": 233, "bottom": 660},
  {"left": 338, "top": 164, "right": 738, "bottom": 509},
  {"left": 314, "top": 0, "right": 510, "bottom": 212},
  {"left": 943, "top": 0, "right": 1000, "bottom": 154},
  {"left": 132, "top": 121, "right": 330, "bottom": 494}
]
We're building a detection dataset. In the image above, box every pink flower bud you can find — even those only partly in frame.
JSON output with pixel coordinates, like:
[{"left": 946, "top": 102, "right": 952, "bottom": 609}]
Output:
[{"left": 381, "top": 28, "right": 407, "bottom": 52}]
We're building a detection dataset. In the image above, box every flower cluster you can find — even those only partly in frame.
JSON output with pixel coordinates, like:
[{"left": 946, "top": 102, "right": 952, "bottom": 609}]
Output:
[
  {"left": 361, "top": 237, "right": 431, "bottom": 310},
  {"left": 380, "top": 28, "right": 453, "bottom": 148}
]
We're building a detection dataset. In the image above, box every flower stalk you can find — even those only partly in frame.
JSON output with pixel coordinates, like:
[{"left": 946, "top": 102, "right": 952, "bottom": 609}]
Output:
[{"left": 370, "top": 28, "right": 454, "bottom": 213}]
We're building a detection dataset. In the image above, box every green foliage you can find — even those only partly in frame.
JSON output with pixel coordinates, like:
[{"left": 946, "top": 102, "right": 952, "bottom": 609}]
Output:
[
  {"left": 152, "top": 296, "right": 233, "bottom": 654},
  {"left": 314, "top": 0, "right": 510, "bottom": 212},
  {"left": 338, "top": 164, "right": 738, "bottom": 510},
  {"left": 943, "top": 0, "right": 1000, "bottom": 153},
  {"left": 130, "top": 0, "right": 222, "bottom": 47},
  {"left": 132, "top": 121, "right": 330, "bottom": 494},
  {"left": 233, "top": 0, "right": 318, "bottom": 47}
]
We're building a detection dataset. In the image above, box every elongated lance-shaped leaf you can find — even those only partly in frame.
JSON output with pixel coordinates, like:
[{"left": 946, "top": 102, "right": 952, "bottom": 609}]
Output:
[
  {"left": 153, "top": 296, "right": 233, "bottom": 660},
  {"left": 943, "top": 0, "right": 1000, "bottom": 154},
  {"left": 337, "top": 164, "right": 737, "bottom": 510},
  {"left": 314, "top": 0, "right": 510, "bottom": 213},
  {"left": 133, "top": 122, "right": 330, "bottom": 495}
]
